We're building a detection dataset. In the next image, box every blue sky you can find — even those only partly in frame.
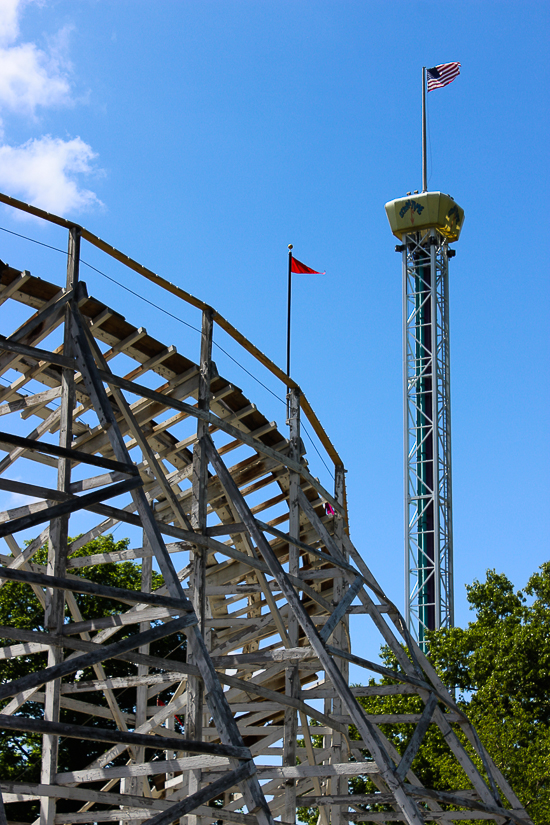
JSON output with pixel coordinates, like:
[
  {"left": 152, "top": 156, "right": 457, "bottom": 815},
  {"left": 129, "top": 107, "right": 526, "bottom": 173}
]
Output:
[{"left": 0, "top": 0, "right": 548, "bottom": 659}]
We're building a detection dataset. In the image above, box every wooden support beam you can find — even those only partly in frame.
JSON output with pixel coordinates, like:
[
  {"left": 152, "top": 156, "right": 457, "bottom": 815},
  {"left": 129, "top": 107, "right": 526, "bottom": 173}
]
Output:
[
  {"left": 0, "top": 432, "right": 138, "bottom": 474},
  {"left": 0, "top": 567, "right": 191, "bottom": 612},
  {"left": 142, "top": 759, "right": 256, "bottom": 825},
  {"left": 203, "top": 436, "right": 427, "bottom": 825},
  {"left": 0, "top": 476, "right": 142, "bottom": 538},
  {"left": 0, "top": 337, "right": 75, "bottom": 369},
  {"left": 0, "top": 715, "right": 250, "bottom": 760},
  {"left": 395, "top": 692, "right": 438, "bottom": 781},
  {"left": 0, "top": 615, "right": 196, "bottom": 702},
  {"left": 0, "top": 387, "right": 62, "bottom": 416}
]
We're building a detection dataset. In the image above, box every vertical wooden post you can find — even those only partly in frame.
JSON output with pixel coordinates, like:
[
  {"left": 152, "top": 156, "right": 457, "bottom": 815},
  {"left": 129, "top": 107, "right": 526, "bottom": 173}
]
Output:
[
  {"left": 130, "top": 535, "right": 152, "bottom": 804},
  {"left": 187, "top": 307, "right": 213, "bottom": 823},
  {"left": 40, "top": 226, "right": 79, "bottom": 825},
  {"left": 330, "top": 464, "right": 348, "bottom": 825},
  {"left": 283, "top": 387, "right": 300, "bottom": 823}
]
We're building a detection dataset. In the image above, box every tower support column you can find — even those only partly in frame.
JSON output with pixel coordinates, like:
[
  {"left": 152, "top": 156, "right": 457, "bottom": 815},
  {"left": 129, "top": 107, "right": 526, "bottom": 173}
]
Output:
[{"left": 402, "top": 228, "right": 453, "bottom": 649}]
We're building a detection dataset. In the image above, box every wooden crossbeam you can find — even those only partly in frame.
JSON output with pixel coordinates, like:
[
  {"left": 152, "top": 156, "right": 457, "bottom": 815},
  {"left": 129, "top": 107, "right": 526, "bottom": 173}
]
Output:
[
  {"left": 0, "top": 716, "right": 249, "bottom": 760},
  {"left": 0, "top": 432, "right": 138, "bottom": 474},
  {"left": 0, "top": 476, "right": 142, "bottom": 538},
  {"left": 0, "top": 566, "right": 190, "bottom": 609},
  {"left": 0, "top": 615, "right": 196, "bottom": 702}
]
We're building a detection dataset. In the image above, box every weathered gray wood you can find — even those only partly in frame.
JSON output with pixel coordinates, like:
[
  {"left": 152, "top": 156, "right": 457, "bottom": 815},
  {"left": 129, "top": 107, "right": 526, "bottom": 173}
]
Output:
[
  {"left": 404, "top": 786, "right": 532, "bottom": 825},
  {"left": 0, "top": 713, "right": 249, "bottom": 759},
  {"left": 283, "top": 387, "right": 301, "bottom": 822},
  {"left": 61, "top": 672, "right": 185, "bottom": 694},
  {"left": 0, "top": 432, "right": 138, "bottom": 475},
  {"left": 0, "top": 568, "right": 192, "bottom": 611},
  {"left": 204, "top": 436, "right": 427, "bottom": 825},
  {"left": 0, "top": 476, "right": 142, "bottom": 539},
  {"left": 0, "top": 286, "right": 74, "bottom": 375},
  {"left": 91, "top": 365, "right": 343, "bottom": 515},
  {"left": 0, "top": 337, "right": 75, "bottom": 369},
  {"left": 0, "top": 387, "right": 62, "bottom": 416},
  {"left": 0, "top": 269, "right": 30, "bottom": 305},
  {"left": 256, "top": 517, "right": 360, "bottom": 577},
  {"left": 395, "top": 692, "right": 438, "bottom": 781},
  {"left": 0, "top": 791, "right": 7, "bottom": 825},
  {"left": 0, "top": 781, "right": 169, "bottom": 811},
  {"left": 60, "top": 606, "right": 175, "bottom": 635},
  {"left": 205, "top": 523, "right": 246, "bottom": 536},
  {"left": 72, "top": 309, "right": 275, "bottom": 824},
  {"left": 56, "top": 754, "right": 232, "bottom": 785},
  {"left": 142, "top": 759, "right": 256, "bottom": 825},
  {"left": 0, "top": 616, "right": 196, "bottom": 702},
  {"left": 319, "top": 574, "right": 362, "bottom": 643},
  {"left": 187, "top": 307, "right": 213, "bottom": 823},
  {"left": 325, "top": 645, "right": 430, "bottom": 690},
  {"left": 40, "top": 232, "right": 79, "bottom": 825}
]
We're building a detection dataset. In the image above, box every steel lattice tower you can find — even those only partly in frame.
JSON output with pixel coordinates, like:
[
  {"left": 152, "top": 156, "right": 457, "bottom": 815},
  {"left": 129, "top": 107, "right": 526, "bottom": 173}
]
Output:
[{"left": 386, "top": 192, "right": 464, "bottom": 649}]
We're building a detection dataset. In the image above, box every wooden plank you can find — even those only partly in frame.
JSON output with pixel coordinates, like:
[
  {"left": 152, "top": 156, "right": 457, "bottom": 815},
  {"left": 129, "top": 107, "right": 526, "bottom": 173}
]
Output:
[
  {"left": 0, "top": 337, "right": 74, "bottom": 369},
  {"left": 319, "top": 574, "right": 362, "bottom": 643},
  {"left": 0, "top": 568, "right": 192, "bottom": 611},
  {"left": 0, "top": 642, "right": 49, "bottom": 660},
  {"left": 61, "top": 672, "right": 185, "bottom": 694},
  {"left": 395, "top": 692, "right": 437, "bottom": 781},
  {"left": 257, "top": 518, "right": 359, "bottom": 577},
  {"left": 0, "top": 615, "right": 196, "bottom": 702},
  {"left": 139, "top": 759, "right": 256, "bottom": 825},
  {"left": 405, "top": 786, "right": 532, "bottom": 825},
  {"left": 0, "top": 715, "right": 249, "bottom": 759},
  {"left": 0, "top": 387, "right": 62, "bottom": 417},
  {"left": 0, "top": 781, "right": 169, "bottom": 811},
  {"left": 325, "top": 645, "right": 430, "bottom": 691},
  {"left": 56, "top": 754, "right": 232, "bottom": 785},
  {"left": 0, "top": 432, "right": 138, "bottom": 475},
  {"left": 60, "top": 606, "right": 176, "bottom": 635},
  {"left": 0, "top": 286, "right": 74, "bottom": 372},
  {"left": 0, "top": 270, "right": 31, "bottom": 306},
  {"left": 0, "top": 476, "right": 142, "bottom": 538}
]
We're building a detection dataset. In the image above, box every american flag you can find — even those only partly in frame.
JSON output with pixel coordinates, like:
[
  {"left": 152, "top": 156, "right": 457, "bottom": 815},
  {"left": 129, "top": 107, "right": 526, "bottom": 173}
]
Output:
[{"left": 427, "top": 62, "right": 461, "bottom": 92}]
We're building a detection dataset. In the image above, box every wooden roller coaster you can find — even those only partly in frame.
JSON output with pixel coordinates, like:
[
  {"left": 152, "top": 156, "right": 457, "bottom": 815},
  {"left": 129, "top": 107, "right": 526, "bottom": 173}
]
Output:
[{"left": 0, "top": 194, "right": 532, "bottom": 824}]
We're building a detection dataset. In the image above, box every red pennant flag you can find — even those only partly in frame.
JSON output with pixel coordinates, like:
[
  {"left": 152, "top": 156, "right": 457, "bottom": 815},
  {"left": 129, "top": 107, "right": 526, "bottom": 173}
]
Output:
[{"left": 291, "top": 256, "right": 325, "bottom": 275}]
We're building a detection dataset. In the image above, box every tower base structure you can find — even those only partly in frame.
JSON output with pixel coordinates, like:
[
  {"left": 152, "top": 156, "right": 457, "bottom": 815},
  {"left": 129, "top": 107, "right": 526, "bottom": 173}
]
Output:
[{"left": 0, "top": 192, "right": 531, "bottom": 825}]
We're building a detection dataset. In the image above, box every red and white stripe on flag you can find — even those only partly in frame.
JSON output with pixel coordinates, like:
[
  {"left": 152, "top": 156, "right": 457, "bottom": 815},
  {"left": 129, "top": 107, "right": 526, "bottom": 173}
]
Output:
[{"left": 427, "top": 62, "right": 461, "bottom": 92}]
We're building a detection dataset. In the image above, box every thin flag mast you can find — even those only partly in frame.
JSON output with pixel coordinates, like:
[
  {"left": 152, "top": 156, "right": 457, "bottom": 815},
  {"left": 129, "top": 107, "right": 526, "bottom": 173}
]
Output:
[
  {"left": 422, "top": 67, "right": 428, "bottom": 191},
  {"left": 286, "top": 244, "right": 293, "bottom": 378},
  {"left": 285, "top": 247, "right": 325, "bottom": 382}
]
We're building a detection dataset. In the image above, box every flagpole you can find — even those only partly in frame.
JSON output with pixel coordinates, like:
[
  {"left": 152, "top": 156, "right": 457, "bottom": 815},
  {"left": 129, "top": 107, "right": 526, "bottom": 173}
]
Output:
[
  {"left": 422, "top": 66, "right": 427, "bottom": 192},
  {"left": 286, "top": 244, "right": 293, "bottom": 378}
]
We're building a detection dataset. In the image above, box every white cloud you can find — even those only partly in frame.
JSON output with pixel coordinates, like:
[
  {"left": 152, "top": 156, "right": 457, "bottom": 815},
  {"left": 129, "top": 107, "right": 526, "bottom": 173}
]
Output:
[
  {"left": 0, "top": 0, "right": 27, "bottom": 47},
  {"left": 0, "top": 0, "right": 103, "bottom": 215},
  {"left": 0, "top": 40, "right": 72, "bottom": 115},
  {"left": 0, "top": 134, "right": 103, "bottom": 214}
]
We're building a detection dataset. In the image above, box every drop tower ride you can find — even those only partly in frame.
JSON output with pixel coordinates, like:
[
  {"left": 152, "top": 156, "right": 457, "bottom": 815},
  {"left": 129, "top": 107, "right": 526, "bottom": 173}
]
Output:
[
  {"left": 384, "top": 66, "right": 464, "bottom": 649},
  {"left": 386, "top": 191, "right": 463, "bottom": 649}
]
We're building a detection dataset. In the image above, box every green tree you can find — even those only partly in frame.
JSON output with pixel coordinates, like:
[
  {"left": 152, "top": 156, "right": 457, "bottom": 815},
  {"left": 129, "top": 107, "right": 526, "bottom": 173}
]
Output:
[
  {"left": 298, "top": 563, "right": 550, "bottom": 825},
  {"left": 0, "top": 535, "right": 187, "bottom": 822}
]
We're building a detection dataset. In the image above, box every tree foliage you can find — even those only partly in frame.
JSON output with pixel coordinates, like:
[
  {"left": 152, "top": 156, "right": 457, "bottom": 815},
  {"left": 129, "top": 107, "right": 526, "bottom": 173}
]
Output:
[
  {"left": 298, "top": 563, "right": 550, "bottom": 825},
  {"left": 0, "top": 535, "right": 187, "bottom": 822}
]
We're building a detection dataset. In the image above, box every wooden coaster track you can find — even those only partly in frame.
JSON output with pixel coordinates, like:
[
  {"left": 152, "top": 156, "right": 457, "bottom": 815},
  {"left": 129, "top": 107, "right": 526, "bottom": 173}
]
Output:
[{"left": 0, "top": 196, "right": 532, "bottom": 825}]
